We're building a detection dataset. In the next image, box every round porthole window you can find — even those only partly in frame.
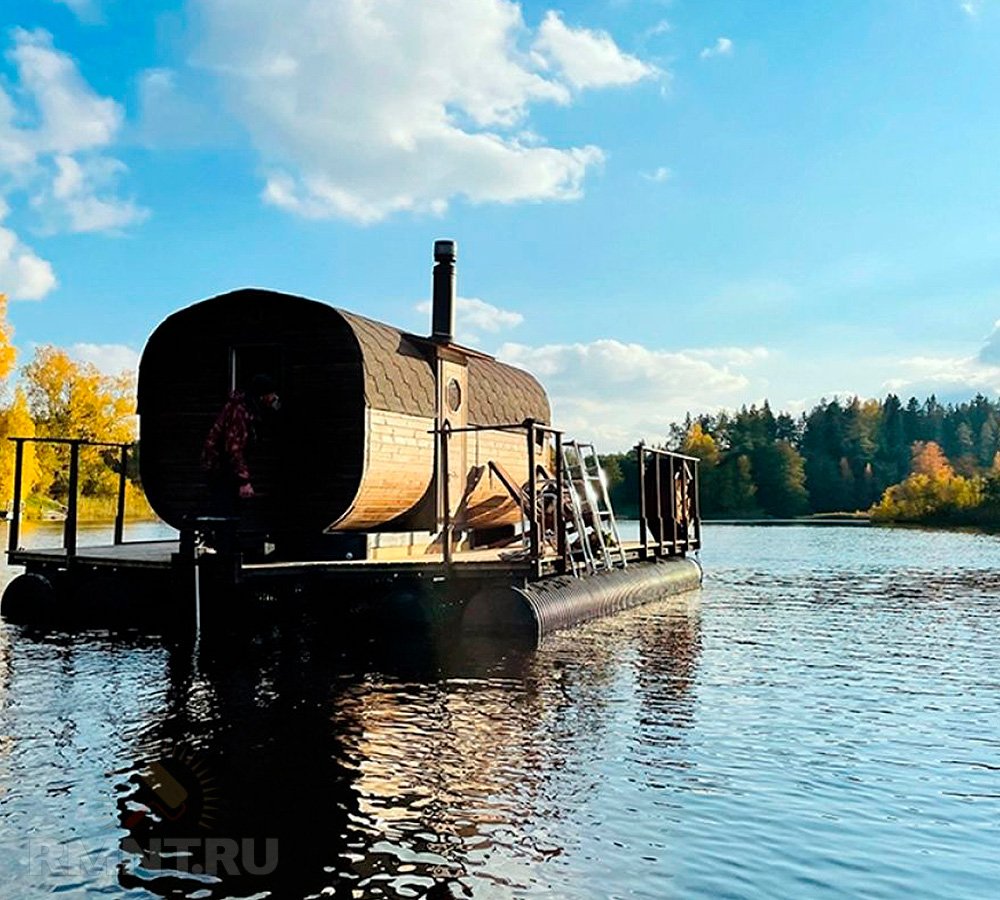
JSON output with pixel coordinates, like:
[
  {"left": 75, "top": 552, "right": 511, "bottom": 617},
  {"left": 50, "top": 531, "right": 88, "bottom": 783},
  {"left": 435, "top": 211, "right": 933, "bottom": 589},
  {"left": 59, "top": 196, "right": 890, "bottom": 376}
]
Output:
[{"left": 447, "top": 378, "right": 462, "bottom": 412}]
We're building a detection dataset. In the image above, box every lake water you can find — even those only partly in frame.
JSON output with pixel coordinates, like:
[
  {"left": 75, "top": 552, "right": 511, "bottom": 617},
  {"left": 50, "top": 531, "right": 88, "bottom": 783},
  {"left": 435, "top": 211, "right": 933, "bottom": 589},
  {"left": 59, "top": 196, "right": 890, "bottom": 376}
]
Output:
[{"left": 1, "top": 523, "right": 999, "bottom": 898}]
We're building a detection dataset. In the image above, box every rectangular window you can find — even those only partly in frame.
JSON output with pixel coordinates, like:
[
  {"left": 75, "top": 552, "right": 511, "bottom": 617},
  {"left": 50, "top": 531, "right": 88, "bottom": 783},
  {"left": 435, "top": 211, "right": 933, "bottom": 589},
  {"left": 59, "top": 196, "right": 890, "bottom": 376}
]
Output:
[{"left": 230, "top": 345, "right": 282, "bottom": 393}]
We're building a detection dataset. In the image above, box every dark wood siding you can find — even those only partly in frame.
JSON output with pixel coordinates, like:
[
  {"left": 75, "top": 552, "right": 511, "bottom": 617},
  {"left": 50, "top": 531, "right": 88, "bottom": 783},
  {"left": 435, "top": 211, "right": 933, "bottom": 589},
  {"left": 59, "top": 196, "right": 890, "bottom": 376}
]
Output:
[{"left": 138, "top": 290, "right": 364, "bottom": 535}]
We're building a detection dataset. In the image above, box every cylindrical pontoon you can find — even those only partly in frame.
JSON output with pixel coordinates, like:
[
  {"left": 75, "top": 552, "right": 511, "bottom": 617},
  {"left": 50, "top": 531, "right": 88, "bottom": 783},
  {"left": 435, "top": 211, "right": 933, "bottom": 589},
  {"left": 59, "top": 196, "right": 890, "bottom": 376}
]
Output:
[{"left": 461, "top": 557, "right": 703, "bottom": 640}]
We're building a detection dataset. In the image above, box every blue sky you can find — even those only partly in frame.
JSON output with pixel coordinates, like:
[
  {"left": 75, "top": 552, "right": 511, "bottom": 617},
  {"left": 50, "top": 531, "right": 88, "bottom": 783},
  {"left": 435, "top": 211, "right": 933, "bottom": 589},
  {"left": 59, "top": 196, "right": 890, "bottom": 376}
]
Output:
[{"left": 1, "top": 0, "right": 999, "bottom": 448}]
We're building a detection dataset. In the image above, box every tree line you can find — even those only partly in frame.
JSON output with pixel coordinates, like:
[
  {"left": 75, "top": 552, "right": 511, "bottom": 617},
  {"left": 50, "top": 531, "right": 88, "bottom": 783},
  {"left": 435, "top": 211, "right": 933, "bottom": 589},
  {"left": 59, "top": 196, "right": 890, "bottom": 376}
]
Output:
[
  {"left": 0, "top": 295, "right": 140, "bottom": 518},
  {"left": 602, "top": 394, "right": 1000, "bottom": 525}
]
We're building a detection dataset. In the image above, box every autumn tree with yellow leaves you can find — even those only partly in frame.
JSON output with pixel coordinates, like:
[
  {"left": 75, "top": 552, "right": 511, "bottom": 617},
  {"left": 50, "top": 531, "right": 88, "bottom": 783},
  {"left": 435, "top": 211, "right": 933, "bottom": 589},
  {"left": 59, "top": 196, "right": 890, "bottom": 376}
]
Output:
[
  {"left": 0, "top": 295, "right": 139, "bottom": 515},
  {"left": 23, "top": 346, "right": 136, "bottom": 500},
  {"left": 0, "top": 388, "right": 39, "bottom": 506},
  {"left": 0, "top": 294, "right": 15, "bottom": 380},
  {"left": 870, "top": 441, "right": 981, "bottom": 522}
]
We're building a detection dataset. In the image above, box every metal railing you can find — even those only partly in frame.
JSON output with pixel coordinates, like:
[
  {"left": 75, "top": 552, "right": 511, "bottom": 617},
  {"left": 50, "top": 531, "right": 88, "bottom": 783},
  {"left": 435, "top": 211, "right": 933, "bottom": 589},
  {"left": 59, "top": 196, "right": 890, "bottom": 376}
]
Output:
[
  {"left": 435, "top": 419, "right": 565, "bottom": 579},
  {"left": 636, "top": 443, "right": 701, "bottom": 559},
  {"left": 6, "top": 437, "right": 134, "bottom": 557},
  {"left": 433, "top": 424, "right": 702, "bottom": 578}
]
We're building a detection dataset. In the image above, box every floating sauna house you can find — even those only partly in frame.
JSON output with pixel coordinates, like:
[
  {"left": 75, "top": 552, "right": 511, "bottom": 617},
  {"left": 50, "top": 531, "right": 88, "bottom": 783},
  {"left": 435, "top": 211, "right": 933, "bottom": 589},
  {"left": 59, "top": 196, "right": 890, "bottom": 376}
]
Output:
[
  {"left": 2, "top": 241, "right": 703, "bottom": 639},
  {"left": 138, "top": 261, "right": 549, "bottom": 541}
]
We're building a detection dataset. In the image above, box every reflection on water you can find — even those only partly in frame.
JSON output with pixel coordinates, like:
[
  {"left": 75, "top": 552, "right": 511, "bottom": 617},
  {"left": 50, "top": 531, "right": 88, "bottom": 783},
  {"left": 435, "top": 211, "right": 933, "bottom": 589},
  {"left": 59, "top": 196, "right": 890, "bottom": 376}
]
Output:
[
  {"left": 2, "top": 525, "right": 1000, "bottom": 897},
  {"left": 107, "top": 599, "right": 701, "bottom": 898}
]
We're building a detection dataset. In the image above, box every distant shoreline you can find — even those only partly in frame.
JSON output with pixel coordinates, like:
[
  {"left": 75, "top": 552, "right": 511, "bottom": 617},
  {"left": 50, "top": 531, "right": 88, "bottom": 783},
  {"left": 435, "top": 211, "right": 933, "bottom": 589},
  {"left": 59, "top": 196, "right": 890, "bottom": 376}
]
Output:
[
  {"left": 0, "top": 510, "right": 159, "bottom": 525},
  {"left": 705, "top": 517, "right": 872, "bottom": 527},
  {"left": 703, "top": 517, "right": 1000, "bottom": 535}
]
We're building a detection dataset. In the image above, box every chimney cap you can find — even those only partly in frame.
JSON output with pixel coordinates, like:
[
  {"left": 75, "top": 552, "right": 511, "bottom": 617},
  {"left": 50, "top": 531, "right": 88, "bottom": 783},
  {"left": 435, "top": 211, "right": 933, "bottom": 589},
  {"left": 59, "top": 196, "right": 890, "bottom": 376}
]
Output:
[{"left": 434, "top": 239, "right": 457, "bottom": 261}]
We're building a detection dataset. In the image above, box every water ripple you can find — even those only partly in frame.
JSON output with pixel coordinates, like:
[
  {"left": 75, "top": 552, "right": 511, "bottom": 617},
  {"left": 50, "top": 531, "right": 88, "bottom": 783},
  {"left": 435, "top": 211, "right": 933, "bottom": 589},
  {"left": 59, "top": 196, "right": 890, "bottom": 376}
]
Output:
[{"left": 1, "top": 526, "right": 999, "bottom": 897}]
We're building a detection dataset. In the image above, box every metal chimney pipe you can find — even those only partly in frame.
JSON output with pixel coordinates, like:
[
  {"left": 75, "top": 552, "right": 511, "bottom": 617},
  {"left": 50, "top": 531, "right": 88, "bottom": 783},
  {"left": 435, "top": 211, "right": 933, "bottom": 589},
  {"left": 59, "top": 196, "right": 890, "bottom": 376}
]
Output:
[{"left": 431, "top": 239, "right": 456, "bottom": 343}]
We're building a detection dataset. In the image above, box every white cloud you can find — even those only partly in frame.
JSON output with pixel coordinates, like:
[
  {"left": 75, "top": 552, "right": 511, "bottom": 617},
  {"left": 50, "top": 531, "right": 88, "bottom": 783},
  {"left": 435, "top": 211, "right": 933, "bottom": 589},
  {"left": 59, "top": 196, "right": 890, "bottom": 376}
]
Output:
[
  {"left": 134, "top": 68, "right": 233, "bottom": 147},
  {"left": 683, "top": 346, "right": 770, "bottom": 366},
  {"left": 961, "top": 1, "right": 983, "bottom": 17},
  {"left": 0, "top": 224, "right": 57, "bottom": 301},
  {"left": 700, "top": 37, "right": 734, "bottom": 59},
  {"left": 0, "top": 29, "right": 145, "bottom": 240},
  {"left": 416, "top": 296, "right": 523, "bottom": 344},
  {"left": 191, "top": 0, "right": 656, "bottom": 223},
  {"left": 8, "top": 29, "right": 121, "bottom": 155},
  {"left": 498, "top": 338, "right": 768, "bottom": 449},
  {"left": 32, "top": 155, "right": 148, "bottom": 233},
  {"left": 69, "top": 342, "right": 140, "bottom": 375},
  {"left": 879, "top": 322, "right": 1000, "bottom": 398},
  {"left": 644, "top": 20, "right": 673, "bottom": 39},
  {"left": 533, "top": 11, "right": 659, "bottom": 90},
  {"left": 979, "top": 319, "right": 1000, "bottom": 365},
  {"left": 0, "top": 200, "right": 56, "bottom": 300},
  {"left": 883, "top": 354, "right": 1000, "bottom": 398},
  {"left": 641, "top": 166, "right": 671, "bottom": 182}
]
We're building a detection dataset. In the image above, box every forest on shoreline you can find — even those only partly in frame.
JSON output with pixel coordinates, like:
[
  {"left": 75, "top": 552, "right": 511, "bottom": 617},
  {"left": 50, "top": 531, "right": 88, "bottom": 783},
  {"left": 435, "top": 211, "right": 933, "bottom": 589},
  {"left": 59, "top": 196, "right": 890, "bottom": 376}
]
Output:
[{"left": 603, "top": 395, "right": 1000, "bottom": 527}]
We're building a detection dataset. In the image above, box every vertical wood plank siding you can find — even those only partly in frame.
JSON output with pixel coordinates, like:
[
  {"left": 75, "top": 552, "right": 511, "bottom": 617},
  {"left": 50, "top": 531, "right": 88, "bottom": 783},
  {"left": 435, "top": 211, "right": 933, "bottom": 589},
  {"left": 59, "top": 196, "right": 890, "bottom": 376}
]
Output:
[{"left": 331, "top": 409, "right": 435, "bottom": 530}]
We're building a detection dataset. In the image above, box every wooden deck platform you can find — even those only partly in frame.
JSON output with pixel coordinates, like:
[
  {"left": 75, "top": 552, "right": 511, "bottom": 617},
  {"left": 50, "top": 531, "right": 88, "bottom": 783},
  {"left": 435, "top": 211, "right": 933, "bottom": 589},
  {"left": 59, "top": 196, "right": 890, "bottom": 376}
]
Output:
[
  {"left": 10, "top": 541, "right": 179, "bottom": 570},
  {"left": 7, "top": 540, "right": 657, "bottom": 583}
]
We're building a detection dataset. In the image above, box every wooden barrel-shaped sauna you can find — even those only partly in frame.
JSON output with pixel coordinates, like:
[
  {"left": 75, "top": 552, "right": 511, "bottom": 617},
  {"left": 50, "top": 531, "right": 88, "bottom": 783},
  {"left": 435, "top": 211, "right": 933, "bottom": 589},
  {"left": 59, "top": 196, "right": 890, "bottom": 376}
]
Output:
[{"left": 137, "top": 288, "right": 550, "bottom": 540}]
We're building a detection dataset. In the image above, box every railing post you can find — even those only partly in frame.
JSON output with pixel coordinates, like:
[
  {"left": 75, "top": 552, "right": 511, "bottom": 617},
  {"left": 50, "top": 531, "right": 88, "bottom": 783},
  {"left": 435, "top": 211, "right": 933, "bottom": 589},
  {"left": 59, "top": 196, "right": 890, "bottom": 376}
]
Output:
[
  {"left": 654, "top": 450, "right": 663, "bottom": 554},
  {"left": 65, "top": 440, "right": 80, "bottom": 557},
  {"left": 526, "top": 419, "right": 540, "bottom": 579},
  {"left": 637, "top": 443, "right": 647, "bottom": 560},
  {"left": 8, "top": 438, "right": 24, "bottom": 555},
  {"left": 693, "top": 458, "right": 702, "bottom": 550},
  {"left": 113, "top": 444, "right": 128, "bottom": 546},
  {"left": 680, "top": 459, "right": 689, "bottom": 553},
  {"left": 555, "top": 431, "right": 567, "bottom": 574},
  {"left": 441, "top": 421, "right": 452, "bottom": 566},
  {"left": 669, "top": 453, "right": 678, "bottom": 555}
]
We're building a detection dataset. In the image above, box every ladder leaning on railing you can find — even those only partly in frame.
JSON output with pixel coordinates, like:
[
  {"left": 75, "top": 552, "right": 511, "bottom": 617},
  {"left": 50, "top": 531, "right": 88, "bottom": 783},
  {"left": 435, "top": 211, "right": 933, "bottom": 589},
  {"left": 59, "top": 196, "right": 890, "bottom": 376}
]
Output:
[{"left": 561, "top": 440, "right": 627, "bottom": 575}]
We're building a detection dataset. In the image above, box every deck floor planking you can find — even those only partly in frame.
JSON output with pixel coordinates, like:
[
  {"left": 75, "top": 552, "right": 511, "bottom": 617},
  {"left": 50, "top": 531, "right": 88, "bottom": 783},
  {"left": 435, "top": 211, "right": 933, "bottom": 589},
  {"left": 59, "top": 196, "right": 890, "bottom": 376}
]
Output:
[{"left": 7, "top": 540, "right": 687, "bottom": 581}]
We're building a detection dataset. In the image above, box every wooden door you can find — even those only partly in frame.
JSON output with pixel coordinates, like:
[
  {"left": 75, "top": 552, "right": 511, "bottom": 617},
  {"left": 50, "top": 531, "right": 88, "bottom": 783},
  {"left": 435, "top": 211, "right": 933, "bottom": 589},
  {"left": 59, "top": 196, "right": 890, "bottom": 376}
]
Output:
[{"left": 437, "top": 357, "right": 468, "bottom": 523}]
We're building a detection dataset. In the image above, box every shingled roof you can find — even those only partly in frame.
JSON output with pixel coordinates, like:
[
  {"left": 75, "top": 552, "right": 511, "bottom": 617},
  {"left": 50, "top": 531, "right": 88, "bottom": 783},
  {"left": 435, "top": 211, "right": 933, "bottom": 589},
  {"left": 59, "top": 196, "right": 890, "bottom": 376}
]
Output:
[
  {"left": 467, "top": 356, "right": 550, "bottom": 425},
  {"left": 339, "top": 310, "right": 550, "bottom": 426},
  {"left": 339, "top": 311, "right": 436, "bottom": 417}
]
